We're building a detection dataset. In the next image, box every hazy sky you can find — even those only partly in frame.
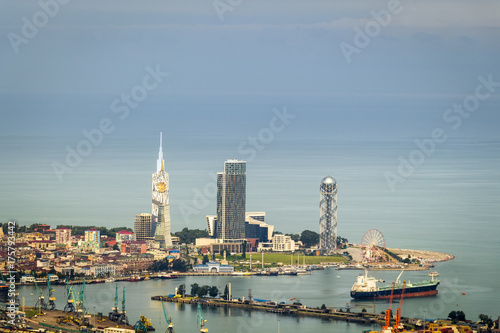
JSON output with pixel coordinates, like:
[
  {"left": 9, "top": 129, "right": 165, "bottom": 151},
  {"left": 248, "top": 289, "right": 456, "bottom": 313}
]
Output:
[{"left": 1, "top": 1, "right": 499, "bottom": 233}]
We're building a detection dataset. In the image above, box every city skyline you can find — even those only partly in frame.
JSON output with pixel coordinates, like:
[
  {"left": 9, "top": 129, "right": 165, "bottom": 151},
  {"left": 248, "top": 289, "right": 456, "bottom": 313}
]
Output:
[{"left": 0, "top": 1, "right": 498, "bottom": 251}]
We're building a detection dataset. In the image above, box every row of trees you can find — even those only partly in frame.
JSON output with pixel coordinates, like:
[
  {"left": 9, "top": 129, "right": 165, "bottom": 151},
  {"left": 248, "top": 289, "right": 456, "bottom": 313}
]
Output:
[
  {"left": 447, "top": 311, "right": 495, "bottom": 329},
  {"left": 173, "top": 228, "right": 209, "bottom": 244},
  {"left": 188, "top": 283, "right": 219, "bottom": 298},
  {"left": 149, "top": 258, "right": 189, "bottom": 272}
]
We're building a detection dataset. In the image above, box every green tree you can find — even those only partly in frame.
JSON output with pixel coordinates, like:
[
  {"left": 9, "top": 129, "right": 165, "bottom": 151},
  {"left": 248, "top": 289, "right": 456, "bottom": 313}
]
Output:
[
  {"left": 300, "top": 230, "right": 319, "bottom": 247},
  {"left": 479, "top": 314, "right": 493, "bottom": 328},
  {"left": 208, "top": 286, "right": 219, "bottom": 298},
  {"left": 202, "top": 255, "right": 209, "bottom": 264},
  {"left": 241, "top": 240, "right": 247, "bottom": 259},
  {"left": 172, "top": 259, "right": 189, "bottom": 272},
  {"left": 197, "top": 285, "right": 209, "bottom": 298},
  {"left": 223, "top": 285, "right": 229, "bottom": 300},
  {"left": 286, "top": 233, "right": 300, "bottom": 242},
  {"left": 190, "top": 283, "right": 199, "bottom": 297},
  {"left": 174, "top": 227, "right": 209, "bottom": 244},
  {"left": 177, "top": 284, "right": 185, "bottom": 297},
  {"left": 448, "top": 311, "right": 458, "bottom": 323}
]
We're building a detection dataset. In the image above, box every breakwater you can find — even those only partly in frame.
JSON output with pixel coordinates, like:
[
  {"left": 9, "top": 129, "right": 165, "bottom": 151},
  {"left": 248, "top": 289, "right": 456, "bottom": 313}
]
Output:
[{"left": 151, "top": 296, "right": 384, "bottom": 326}]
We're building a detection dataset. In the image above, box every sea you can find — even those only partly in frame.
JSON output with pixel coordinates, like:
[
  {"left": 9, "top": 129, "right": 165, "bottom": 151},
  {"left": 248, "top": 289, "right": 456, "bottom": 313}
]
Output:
[{"left": 2, "top": 95, "right": 500, "bottom": 332}]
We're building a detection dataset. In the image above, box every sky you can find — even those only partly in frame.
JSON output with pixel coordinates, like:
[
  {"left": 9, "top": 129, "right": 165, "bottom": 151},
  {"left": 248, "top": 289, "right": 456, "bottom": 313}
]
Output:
[{"left": 0, "top": 0, "right": 499, "bottom": 237}]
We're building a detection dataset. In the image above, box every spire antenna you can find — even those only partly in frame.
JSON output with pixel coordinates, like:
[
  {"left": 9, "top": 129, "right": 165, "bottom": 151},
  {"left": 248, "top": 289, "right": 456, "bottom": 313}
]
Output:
[{"left": 157, "top": 132, "right": 164, "bottom": 172}]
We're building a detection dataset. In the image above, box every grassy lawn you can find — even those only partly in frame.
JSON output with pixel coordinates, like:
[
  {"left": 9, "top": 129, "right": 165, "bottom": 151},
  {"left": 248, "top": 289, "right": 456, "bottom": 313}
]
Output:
[{"left": 194, "top": 252, "right": 347, "bottom": 267}]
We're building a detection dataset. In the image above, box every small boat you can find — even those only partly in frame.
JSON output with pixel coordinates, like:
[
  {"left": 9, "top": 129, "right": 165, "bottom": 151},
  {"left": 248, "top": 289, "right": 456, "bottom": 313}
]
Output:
[
  {"left": 125, "top": 275, "right": 142, "bottom": 282},
  {"left": 157, "top": 273, "right": 178, "bottom": 279},
  {"left": 105, "top": 277, "right": 115, "bottom": 283}
]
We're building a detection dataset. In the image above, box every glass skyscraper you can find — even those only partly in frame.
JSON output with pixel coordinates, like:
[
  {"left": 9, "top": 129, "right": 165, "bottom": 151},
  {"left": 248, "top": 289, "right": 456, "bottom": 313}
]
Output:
[{"left": 216, "top": 159, "right": 246, "bottom": 240}]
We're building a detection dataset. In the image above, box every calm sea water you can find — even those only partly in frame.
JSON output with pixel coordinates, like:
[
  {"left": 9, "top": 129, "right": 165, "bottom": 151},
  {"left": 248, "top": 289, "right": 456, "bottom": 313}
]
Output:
[{"left": 2, "top": 96, "right": 500, "bottom": 331}]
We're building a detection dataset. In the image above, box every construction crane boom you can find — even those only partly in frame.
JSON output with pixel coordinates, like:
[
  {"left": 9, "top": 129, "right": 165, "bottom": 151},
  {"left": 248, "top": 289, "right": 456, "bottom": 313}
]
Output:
[
  {"left": 33, "top": 272, "right": 47, "bottom": 310},
  {"left": 383, "top": 281, "right": 395, "bottom": 330},
  {"left": 395, "top": 280, "right": 406, "bottom": 329},
  {"left": 47, "top": 275, "right": 56, "bottom": 310},
  {"left": 160, "top": 297, "right": 174, "bottom": 333},
  {"left": 197, "top": 303, "right": 208, "bottom": 333}
]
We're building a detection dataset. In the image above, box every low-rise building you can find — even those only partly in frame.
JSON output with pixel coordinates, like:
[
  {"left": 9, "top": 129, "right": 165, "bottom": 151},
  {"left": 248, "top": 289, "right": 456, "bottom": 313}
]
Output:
[
  {"left": 116, "top": 230, "right": 135, "bottom": 243},
  {"left": 193, "top": 261, "right": 234, "bottom": 273},
  {"left": 90, "top": 263, "right": 116, "bottom": 277}
]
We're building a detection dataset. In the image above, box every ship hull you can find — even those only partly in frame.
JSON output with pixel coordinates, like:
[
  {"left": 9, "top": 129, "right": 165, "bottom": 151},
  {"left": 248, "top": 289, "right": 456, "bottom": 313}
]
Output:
[{"left": 351, "top": 282, "right": 439, "bottom": 300}]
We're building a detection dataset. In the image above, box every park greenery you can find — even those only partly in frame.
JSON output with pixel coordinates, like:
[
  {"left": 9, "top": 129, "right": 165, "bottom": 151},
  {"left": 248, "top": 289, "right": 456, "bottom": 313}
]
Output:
[
  {"left": 149, "top": 258, "right": 190, "bottom": 272},
  {"left": 189, "top": 283, "right": 219, "bottom": 298},
  {"left": 173, "top": 227, "right": 209, "bottom": 244}
]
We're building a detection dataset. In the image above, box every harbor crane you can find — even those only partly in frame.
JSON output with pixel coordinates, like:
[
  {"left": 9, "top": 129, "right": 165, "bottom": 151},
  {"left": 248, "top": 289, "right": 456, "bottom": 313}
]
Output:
[
  {"left": 382, "top": 281, "right": 395, "bottom": 330},
  {"left": 160, "top": 297, "right": 174, "bottom": 333},
  {"left": 47, "top": 275, "right": 56, "bottom": 310},
  {"left": 64, "top": 277, "right": 76, "bottom": 312},
  {"left": 109, "top": 284, "right": 120, "bottom": 321},
  {"left": 76, "top": 278, "right": 88, "bottom": 314},
  {"left": 117, "top": 286, "right": 129, "bottom": 325},
  {"left": 197, "top": 303, "right": 208, "bottom": 333},
  {"left": 33, "top": 273, "right": 48, "bottom": 310},
  {"left": 394, "top": 281, "right": 406, "bottom": 330}
]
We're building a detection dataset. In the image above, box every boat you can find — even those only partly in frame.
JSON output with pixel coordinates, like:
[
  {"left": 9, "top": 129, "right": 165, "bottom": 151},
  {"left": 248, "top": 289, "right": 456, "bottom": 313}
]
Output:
[
  {"left": 296, "top": 268, "right": 311, "bottom": 275},
  {"left": 350, "top": 270, "right": 439, "bottom": 300},
  {"left": 156, "top": 273, "right": 178, "bottom": 279},
  {"left": 125, "top": 275, "right": 142, "bottom": 282},
  {"left": 105, "top": 277, "right": 116, "bottom": 283}
]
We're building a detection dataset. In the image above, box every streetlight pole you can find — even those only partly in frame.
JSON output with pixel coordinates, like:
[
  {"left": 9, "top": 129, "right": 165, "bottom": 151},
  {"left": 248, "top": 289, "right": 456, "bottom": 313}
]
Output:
[{"left": 30, "top": 293, "right": 33, "bottom": 308}]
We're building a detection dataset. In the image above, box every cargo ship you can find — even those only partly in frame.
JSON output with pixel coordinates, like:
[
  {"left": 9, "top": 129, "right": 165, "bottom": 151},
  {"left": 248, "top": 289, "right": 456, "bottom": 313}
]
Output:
[{"left": 351, "top": 271, "right": 439, "bottom": 300}]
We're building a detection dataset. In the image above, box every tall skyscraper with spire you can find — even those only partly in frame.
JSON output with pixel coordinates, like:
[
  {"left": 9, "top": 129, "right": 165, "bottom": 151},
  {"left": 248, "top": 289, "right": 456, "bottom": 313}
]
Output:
[{"left": 152, "top": 133, "right": 172, "bottom": 248}]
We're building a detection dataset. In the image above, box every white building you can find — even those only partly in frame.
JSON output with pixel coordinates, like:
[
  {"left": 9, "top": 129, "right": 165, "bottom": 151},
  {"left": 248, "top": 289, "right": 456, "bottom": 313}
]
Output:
[
  {"left": 272, "top": 234, "right": 295, "bottom": 252},
  {"left": 90, "top": 264, "right": 115, "bottom": 277},
  {"left": 55, "top": 227, "right": 72, "bottom": 245},
  {"left": 258, "top": 234, "right": 295, "bottom": 252}
]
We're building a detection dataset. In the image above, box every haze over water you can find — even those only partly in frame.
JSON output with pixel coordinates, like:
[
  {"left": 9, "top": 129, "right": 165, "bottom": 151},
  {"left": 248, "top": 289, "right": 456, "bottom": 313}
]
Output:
[{"left": 1, "top": 0, "right": 500, "bottom": 331}]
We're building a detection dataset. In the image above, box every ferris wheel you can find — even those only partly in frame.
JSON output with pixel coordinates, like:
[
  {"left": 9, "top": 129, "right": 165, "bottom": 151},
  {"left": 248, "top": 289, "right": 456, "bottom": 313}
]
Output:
[
  {"left": 360, "top": 229, "right": 386, "bottom": 263},
  {"left": 361, "top": 229, "right": 386, "bottom": 248}
]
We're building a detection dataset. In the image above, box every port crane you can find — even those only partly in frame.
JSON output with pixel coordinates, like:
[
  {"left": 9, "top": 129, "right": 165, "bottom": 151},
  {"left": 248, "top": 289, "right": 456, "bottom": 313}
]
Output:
[
  {"left": 76, "top": 278, "right": 88, "bottom": 314},
  {"left": 160, "top": 297, "right": 174, "bottom": 333},
  {"left": 394, "top": 281, "right": 406, "bottom": 331},
  {"left": 47, "top": 275, "right": 56, "bottom": 310},
  {"left": 197, "top": 303, "right": 208, "bottom": 333},
  {"left": 64, "top": 277, "right": 76, "bottom": 312},
  {"left": 115, "top": 287, "right": 128, "bottom": 325},
  {"left": 109, "top": 284, "right": 120, "bottom": 321},
  {"left": 382, "top": 281, "right": 395, "bottom": 331},
  {"left": 381, "top": 280, "right": 407, "bottom": 333},
  {"left": 33, "top": 273, "right": 48, "bottom": 310}
]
